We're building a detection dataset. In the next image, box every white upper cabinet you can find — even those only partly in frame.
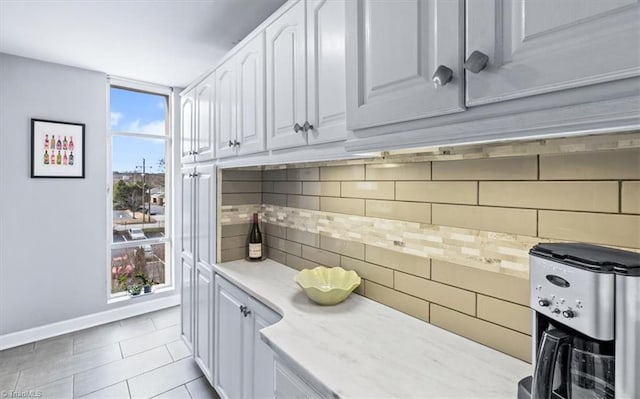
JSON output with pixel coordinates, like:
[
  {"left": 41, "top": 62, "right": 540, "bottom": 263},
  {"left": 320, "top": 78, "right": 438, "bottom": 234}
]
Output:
[
  {"left": 266, "top": 0, "right": 309, "bottom": 150},
  {"left": 215, "top": 58, "right": 237, "bottom": 159},
  {"left": 180, "top": 92, "right": 195, "bottom": 163},
  {"left": 465, "top": 0, "right": 640, "bottom": 106},
  {"left": 215, "top": 33, "right": 266, "bottom": 158},
  {"left": 236, "top": 33, "right": 266, "bottom": 156},
  {"left": 346, "top": 0, "right": 465, "bottom": 130},
  {"left": 195, "top": 74, "right": 215, "bottom": 162},
  {"left": 306, "top": 0, "right": 348, "bottom": 145}
]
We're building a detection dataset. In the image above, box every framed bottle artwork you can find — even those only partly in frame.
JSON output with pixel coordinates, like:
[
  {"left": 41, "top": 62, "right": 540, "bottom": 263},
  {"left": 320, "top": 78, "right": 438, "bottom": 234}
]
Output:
[{"left": 31, "top": 119, "right": 85, "bottom": 178}]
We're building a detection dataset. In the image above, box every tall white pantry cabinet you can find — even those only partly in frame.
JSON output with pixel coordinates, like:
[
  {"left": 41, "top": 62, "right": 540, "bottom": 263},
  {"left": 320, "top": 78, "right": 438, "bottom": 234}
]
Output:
[{"left": 179, "top": 80, "right": 216, "bottom": 384}]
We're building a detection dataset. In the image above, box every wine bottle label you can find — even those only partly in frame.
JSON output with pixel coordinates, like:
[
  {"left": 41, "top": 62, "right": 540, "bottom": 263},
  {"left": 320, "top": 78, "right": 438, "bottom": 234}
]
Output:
[{"left": 249, "top": 243, "right": 262, "bottom": 259}]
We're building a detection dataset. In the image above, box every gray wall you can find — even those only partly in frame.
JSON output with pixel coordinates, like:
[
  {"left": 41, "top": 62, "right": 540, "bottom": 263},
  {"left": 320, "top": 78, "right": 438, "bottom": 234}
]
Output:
[{"left": 0, "top": 53, "right": 176, "bottom": 335}]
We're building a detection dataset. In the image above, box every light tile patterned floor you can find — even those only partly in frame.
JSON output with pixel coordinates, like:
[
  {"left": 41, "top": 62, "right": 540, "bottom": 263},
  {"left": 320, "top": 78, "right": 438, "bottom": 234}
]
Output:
[{"left": 0, "top": 306, "right": 219, "bottom": 399}]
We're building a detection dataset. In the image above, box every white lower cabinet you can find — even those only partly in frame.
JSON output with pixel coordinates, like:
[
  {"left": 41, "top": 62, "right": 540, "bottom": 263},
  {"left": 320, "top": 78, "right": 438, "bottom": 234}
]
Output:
[
  {"left": 274, "top": 358, "right": 323, "bottom": 399},
  {"left": 194, "top": 262, "right": 214, "bottom": 384},
  {"left": 214, "top": 275, "right": 281, "bottom": 399}
]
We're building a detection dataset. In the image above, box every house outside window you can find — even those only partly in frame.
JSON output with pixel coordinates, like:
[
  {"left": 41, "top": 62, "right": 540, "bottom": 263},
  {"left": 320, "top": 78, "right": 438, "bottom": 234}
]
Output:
[{"left": 108, "top": 79, "right": 173, "bottom": 296}]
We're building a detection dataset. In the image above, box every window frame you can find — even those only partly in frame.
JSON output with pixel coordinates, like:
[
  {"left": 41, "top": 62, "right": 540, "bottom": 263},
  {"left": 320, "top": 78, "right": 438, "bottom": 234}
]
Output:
[{"left": 106, "top": 77, "right": 174, "bottom": 300}]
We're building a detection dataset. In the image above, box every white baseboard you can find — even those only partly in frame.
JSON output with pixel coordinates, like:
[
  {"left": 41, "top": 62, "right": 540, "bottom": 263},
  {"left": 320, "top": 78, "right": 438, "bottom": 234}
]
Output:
[{"left": 0, "top": 294, "right": 180, "bottom": 350}]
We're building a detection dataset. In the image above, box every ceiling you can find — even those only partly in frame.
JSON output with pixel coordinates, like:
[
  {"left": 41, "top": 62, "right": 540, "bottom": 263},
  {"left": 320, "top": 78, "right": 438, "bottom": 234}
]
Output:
[{"left": 0, "top": 0, "right": 287, "bottom": 88}]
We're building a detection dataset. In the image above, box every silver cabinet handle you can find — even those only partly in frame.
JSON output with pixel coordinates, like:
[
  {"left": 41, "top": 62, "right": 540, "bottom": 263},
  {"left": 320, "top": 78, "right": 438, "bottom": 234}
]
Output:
[
  {"left": 192, "top": 150, "right": 198, "bottom": 155},
  {"left": 233, "top": 140, "right": 240, "bottom": 147},
  {"left": 293, "top": 123, "right": 303, "bottom": 133},
  {"left": 239, "top": 305, "right": 247, "bottom": 313},
  {"left": 432, "top": 65, "right": 453, "bottom": 87},
  {"left": 302, "top": 121, "right": 313, "bottom": 132},
  {"left": 464, "top": 51, "right": 489, "bottom": 73},
  {"left": 228, "top": 140, "right": 234, "bottom": 147}
]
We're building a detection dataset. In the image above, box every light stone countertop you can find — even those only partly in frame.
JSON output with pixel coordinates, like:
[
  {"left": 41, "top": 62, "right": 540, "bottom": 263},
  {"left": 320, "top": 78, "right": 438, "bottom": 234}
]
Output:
[{"left": 214, "top": 259, "right": 531, "bottom": 399}]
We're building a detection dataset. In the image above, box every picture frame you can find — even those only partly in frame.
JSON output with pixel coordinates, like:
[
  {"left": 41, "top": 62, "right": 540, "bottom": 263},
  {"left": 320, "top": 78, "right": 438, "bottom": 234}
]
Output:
[{"left": 31, "top": 118, "right": 85, "bottom": 178}]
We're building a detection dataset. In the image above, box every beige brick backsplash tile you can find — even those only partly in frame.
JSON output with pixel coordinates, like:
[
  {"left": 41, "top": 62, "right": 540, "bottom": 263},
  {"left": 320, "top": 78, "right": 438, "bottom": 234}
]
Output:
[
  {"left": 320, "top": 165, "right": 365, "bottom": 181},
  {"left": 273, "top": 181, "right": 302, "bottom": 195},
  {"left": 365, "top": 246, "right": 430, "bottom": 278},
  {"left": 365, "top": 162, "right": 431, "bottom": 181},
  {"left": 432, "top": 156, "right": 538, "bottom": 180},
  {"left": 221, "top": 193, "right": 262, "bottom": 206},
  {"left": 221, "top": 235, "right": 246, "bottom": 250},
  {"left": 320, "top": 236, "right": 365, "bottom": 259},
  {"left": 432, "top": 204, "right": 537, "bottom": 236},
  {"left": 264, "top": 223, "right": 287, "bottom": 239},
  {"left": 301, "top": 245, "right": 341, "bottom": 267},
  {"left": 341, "top": 181, "right": 395, "bottom": 200},
  {"left": 303, "top": 181, "right": 341, "bottom": 197},
  {"left": 263, "top": 193, "right": 287, "bottom": 206},
  {"left": 394, "top": 272, "right": 476, "bottom": 316},
  {"left": 431, "top": 260, "right": 529, "bottom": 306},
  {"left": 396, "top": 181, "right": 477, "bottom": 204},
  {"left": 286, "top": 254, "right": 319, "bottom": 271},
  {"left": 266, "top": 247, "right": 287, "bottom": 264},
  {"left": 366, "top": 200, "right": 431, "bottom": 224},
  {"left": 622, "top": 181, "right": 640, "bottom": 214},
  {"left": 266, "top": 235, "right": 302, "bottom": 257},
  {"left": 539, "top": 211, "right": 640, "bottom": 248},
  {"left": 262, "top": 169, "right": 287, "bottom": 181},
  {"left": 540, "top": 148, "right": 640, "bottom": 180},
  {"left": 479, "top": 181, "right": 618, "bottom": 212},
  {"left": 221, "top": 247, "right": 245, "bottom": 262},
  {"left": 287, "top": 167, "right": 319, "bottom": 181},
  {"left": 222, "top": 169, "right": 262, "bottom": 181},
  {"left": 221, "top": 223, "right": 250, "bottom": 237},
  {"left": 340, "top": 256, "right": 393, "bottom": 287},
  {"left": 286, "top": 228, "right": 320, "bottom": 247},
  {"left": 221, "top": 181, "right": 262, "bottom": 193},
  {"left": 287, "top": 195, "right": 320, "bottom": 211},
  {"left": 262, "top": 181, "right": 274, "bottom": 193},
  {"left": 365, "top": 281, "right": 429, "bottom": 322},
  {"left": 320, "top": 197, "right": 365, "bottom": 215},
  {"left": 430, "top": 305, "right": 531, "bottom": 362},
  {"left": 477, "top": 295, "right": 532, "bottom": 335}
]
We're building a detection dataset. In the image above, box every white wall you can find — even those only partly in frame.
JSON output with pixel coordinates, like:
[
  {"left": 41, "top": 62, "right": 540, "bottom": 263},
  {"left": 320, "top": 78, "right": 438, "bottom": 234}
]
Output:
[{"left": 0, "top": 53, "right": 177, "bottom": 336}]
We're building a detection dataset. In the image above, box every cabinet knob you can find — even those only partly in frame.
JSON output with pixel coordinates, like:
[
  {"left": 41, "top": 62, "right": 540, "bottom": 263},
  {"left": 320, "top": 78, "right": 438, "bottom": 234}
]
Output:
[
  {"left": 240, "top": 305, "right": 247, "bottom": 313},
  {"left": 293, "top": 123, "right": 303, "bottom": 133},
  {"left": 302, "top": 121, "right": 314, "bottom": 132},
  {"left": 234, "top": 140, "right": 240, "bottom": 147},
  {"left": 228, "top": 140, "right": 234, "bottom": 147},
  {"left": 192, "top": 150, "right": 198, "bottom": 155},
  {"left": 431, "top": 65, "right": 453, "bottom": 87},
  {"left": 464, "top": 50, "right": 489, "bottom": 73}
]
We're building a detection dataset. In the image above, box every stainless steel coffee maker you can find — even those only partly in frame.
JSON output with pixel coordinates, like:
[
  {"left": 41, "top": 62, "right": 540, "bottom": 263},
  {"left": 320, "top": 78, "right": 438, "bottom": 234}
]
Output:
[{"left": 517, "top": 243, "right": 639, "bottom": 399}]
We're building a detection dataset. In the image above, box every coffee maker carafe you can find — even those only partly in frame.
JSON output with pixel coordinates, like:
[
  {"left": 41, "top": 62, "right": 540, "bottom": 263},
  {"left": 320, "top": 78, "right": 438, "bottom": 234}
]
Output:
[{"left": 517, "top": 243, "right": 639, "bottom": 399}]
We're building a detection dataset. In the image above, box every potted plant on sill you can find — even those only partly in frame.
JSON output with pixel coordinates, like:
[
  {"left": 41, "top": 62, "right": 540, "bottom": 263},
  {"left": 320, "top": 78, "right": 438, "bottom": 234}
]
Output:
[
  {"left": 117, "top": 273, "right": 143, "bottom": 296},
  {"left": 135, "top": 272, "right": 158, "bottom": 294}
]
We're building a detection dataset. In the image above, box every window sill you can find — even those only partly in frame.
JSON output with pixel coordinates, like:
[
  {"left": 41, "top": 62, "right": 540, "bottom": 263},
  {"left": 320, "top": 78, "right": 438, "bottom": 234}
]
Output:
[{"left": 107, "top": 285, "right": 174, "bottom": 305}]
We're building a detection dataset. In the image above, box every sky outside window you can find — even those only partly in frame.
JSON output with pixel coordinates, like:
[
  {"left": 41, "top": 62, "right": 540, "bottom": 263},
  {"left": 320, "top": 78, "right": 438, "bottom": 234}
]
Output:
[{"left": 110, "top": 87, "right": 167, "bottom": 172}]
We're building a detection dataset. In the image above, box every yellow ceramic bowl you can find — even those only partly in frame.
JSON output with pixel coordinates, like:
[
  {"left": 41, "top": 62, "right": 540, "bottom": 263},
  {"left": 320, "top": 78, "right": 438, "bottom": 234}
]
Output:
[{"left": 295, "top": 267, "right": 361, "bottom": 306}]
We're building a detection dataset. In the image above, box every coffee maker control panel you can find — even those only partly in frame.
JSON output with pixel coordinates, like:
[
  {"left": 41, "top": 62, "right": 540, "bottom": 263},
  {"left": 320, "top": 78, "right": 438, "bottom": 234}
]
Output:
[{"left": 530, "top": 256, "right": 615, "bottom": 341}]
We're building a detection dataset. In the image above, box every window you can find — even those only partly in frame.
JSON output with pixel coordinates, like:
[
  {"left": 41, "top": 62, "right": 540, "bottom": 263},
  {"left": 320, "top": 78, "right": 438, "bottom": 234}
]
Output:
[{"left": 108, "top": 81, "right": 172, "bottom": 296}]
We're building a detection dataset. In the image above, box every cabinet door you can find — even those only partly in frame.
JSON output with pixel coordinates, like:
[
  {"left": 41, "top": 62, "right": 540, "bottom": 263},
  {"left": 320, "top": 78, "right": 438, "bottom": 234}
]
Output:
[
  {"left": 466, "top": 0, "right": 640, "bottom": 106},
  {"left": 246, "top": 297, "right": 280, "bottom": 399},
  {"left": 195, "top": 263, "right": 214, "bottom": 384},
  {"left": 195, "top": 74, "right": 216, "bottom": 162},
  {"left": 307, "top": 0, "right": 347, "bottom": 145},
  {"left": 195, "top": 163, "right": 216, "bottom": 269},
  {"left": 214, "top": 276, "right": 248, "bottom": 399},
  {"left": 266, "top": 0, "right": 308, "bottom": 150},
  {"left": 180, "top": 258, "right": 194, "bottom": 351},
  {"left": 180, "top": 93, "right": 195, "bottom": 163},
  {"left": 215, "top": 59, "right": 238, "bottom": 159},
  {"left": 274, "top": 359, "right": 322, "bottom": 399},
  {"left": 180, "top": 167, "right": 194, "bottom": 262},
  {"left": 236, "top": 33, "right": 266, "bottom": 156},
  {"left": 346, "top": 0, "right": 464, "bottom": 130}
]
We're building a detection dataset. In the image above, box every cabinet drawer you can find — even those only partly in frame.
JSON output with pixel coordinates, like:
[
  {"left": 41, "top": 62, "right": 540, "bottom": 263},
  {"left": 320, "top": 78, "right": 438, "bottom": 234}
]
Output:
[{"left": 274, "top": 359, "right": 322, "bottom": 399}]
